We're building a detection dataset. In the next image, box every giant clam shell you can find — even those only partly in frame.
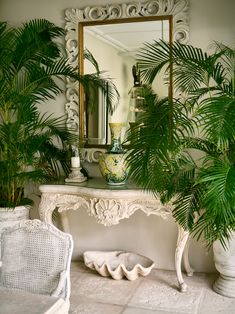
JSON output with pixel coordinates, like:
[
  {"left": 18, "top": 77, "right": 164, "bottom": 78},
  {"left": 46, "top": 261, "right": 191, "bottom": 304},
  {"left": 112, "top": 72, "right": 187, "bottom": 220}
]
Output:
[{"left": 83, "top": 250, "right": 155, "bottom": 280}]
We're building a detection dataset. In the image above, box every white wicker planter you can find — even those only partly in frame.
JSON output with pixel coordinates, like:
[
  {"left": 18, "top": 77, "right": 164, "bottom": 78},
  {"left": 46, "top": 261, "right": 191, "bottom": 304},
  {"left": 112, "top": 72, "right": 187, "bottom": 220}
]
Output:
[{"left": 0, "top": 205, "right": 30, "bottom": 261}]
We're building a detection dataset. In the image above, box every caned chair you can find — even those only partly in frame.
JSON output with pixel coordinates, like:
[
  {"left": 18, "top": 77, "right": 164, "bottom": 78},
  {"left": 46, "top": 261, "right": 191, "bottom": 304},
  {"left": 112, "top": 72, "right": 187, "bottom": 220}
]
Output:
[{"left": 0, "top": 219, "right": 73, "bottom": 314}]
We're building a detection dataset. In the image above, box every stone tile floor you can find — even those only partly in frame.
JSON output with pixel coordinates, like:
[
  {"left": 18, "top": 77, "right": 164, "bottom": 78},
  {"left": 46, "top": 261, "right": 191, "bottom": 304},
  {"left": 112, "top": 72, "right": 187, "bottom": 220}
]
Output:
[{"left": 69, "top": 262, "right": 235, "bottom": 314}]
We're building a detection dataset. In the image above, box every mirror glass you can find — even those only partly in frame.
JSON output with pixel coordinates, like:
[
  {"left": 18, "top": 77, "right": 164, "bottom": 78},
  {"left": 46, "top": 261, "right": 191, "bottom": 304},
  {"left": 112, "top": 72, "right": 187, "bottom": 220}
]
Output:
[
  {"left": 83, "top": 19, "right": 170, "bottom": 145},
  {"left": 81, "top": 18, "right": 170, "bottom": 146}
]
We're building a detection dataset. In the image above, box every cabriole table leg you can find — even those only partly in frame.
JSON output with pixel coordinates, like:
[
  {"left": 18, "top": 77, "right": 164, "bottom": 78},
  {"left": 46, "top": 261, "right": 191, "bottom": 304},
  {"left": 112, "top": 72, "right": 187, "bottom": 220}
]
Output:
[
  {"left": 175, "top": 226, "right": 190, "bottom": 292},
  {"left": 183, "top": 240, "right": 194, "bottom": 277},
  {"left": 38, "top": 193, "right": 56, "bottom": 224}
]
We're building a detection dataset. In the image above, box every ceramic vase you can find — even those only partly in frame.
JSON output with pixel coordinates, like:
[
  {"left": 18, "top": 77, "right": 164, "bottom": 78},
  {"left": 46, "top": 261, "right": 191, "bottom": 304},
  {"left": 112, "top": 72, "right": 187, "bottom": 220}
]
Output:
[
  {"left": 99, "top": 123, "right": 128, "bottom": 185},
  {"left": 213, "top": 232, "right": 235, "bottom": 297}
]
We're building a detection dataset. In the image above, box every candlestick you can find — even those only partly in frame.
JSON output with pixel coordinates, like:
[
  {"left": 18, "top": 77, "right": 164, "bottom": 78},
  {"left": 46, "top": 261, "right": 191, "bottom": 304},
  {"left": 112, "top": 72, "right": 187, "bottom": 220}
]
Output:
[{"left": 71, "top": 156, "right": 80, "bottom": 168}]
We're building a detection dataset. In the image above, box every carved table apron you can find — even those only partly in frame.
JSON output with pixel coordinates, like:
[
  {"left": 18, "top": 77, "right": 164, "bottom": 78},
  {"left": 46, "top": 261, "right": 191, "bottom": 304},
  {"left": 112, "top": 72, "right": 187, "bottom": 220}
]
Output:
[{"left": 38, "top": 178, "right": 193, "bottom": 292}]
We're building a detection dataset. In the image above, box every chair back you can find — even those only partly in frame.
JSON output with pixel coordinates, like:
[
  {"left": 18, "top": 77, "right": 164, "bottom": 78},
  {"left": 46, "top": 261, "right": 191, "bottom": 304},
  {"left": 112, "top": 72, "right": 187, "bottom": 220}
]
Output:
[{"left": 0, "top": 219, "right": 73, "bottom": 301}]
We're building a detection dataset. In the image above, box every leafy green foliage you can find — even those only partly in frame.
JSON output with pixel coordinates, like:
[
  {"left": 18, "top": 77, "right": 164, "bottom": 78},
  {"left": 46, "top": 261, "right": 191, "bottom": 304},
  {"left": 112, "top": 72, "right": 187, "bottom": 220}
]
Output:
[
  {"left": 0, "top": 19, "right": 118, "bottom": 207},
  {"left": 126, "top": 40, "right": 234, "bottom": 247}
]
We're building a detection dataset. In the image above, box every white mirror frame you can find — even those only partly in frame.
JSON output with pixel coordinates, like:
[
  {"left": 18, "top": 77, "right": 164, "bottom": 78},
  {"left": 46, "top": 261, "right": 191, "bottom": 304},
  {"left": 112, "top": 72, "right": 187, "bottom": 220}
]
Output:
[{"left": 64, "top": 0, "right": 189, "bottom": 163}]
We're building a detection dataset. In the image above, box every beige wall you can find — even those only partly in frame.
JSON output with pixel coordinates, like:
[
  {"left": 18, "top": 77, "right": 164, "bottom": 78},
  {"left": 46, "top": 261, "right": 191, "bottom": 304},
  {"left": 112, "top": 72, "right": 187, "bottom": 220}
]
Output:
[{"left": 1, "top": 0, "right": 234, "bottom": 272}]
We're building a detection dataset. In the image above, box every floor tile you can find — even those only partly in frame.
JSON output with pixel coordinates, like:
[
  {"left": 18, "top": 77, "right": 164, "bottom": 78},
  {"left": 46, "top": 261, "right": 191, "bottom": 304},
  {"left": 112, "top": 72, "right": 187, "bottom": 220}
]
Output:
[
  {"left": 179, "top": 270, "right": 217, "bottom": 288},
  {"left": 128, "top": 270, "right": 204, "bottom": 313},
  {"left": 70, "top": 270, "right": 141, "bottom": 305},
  {"left": 69, "top": 262, "right": 235, "bottom": 314},
  {"left": 122, "top": 307, "right": 185, "bottom": 314},
  {"left": 70, "top": 300, "right": 123, "bottom": 314},
  {"left": 198, "top": 287, "right": 235, "bottom": 314}
]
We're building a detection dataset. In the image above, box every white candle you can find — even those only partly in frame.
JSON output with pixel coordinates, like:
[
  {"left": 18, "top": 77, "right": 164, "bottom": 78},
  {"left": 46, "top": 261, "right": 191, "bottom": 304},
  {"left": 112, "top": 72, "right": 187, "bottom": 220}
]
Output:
[{"left": 71, "top": 156, "right": 80, "bottom": 168}]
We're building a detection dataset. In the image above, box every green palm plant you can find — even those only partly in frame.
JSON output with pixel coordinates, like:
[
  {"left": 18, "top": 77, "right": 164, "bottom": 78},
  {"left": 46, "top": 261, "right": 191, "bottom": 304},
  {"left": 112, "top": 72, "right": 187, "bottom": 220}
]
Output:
[
  {"left": 126, "top": 40, "right": 235, "bottom": 247},
  {"left": 0, "top": 19, "right": 119, "bottom": 207}
]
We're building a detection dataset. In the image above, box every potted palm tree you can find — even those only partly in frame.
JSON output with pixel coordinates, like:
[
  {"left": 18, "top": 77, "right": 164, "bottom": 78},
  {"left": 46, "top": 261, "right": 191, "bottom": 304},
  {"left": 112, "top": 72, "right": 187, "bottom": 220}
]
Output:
[
  {"left": 0, "top": 19, "right": 118, "bottom": 230},
  {"left": 126, "top": 40, "right": 235, "bottom": 296}
]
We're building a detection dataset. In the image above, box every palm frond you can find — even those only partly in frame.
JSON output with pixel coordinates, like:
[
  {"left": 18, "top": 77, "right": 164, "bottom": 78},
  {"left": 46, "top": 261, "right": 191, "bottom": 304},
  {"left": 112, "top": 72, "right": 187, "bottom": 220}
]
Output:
[
  {"left": 128, "top": 38, "right": 234, "bottom": 247},
  {"left": 125, "top": 95, "right": 195, "bottom": 196},
  {"left": 84, "top": 48, "right": 100, "bottom": 74},
  {"left": 13, "top": 19, "right": 65, "bottom": 69},
  {"left": 81, "top": 72, "right": 119, "bottom": 115},
  {"left": 197, "top": 96, "right": 235, "bottom": 151},
  {"left": 1, "top": 18, "right": 110, "bottom": 206}
]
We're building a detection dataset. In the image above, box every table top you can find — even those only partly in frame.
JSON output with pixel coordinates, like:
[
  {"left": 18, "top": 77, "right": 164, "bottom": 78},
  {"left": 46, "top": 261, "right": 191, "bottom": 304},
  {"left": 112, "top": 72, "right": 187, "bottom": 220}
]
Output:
[
  {"left": 39, "top": 177, "right": 146, "bottom": 192},
  {"left": 38, "top": 177, "right": 157, "bottom": 200},
  {"left": 49, "top": 177, "right": 141, "bottom": 190}
]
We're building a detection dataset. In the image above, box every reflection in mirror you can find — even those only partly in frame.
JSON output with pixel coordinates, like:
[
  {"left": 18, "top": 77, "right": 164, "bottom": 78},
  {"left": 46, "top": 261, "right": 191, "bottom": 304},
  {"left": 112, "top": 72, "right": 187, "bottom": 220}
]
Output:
[
  {"left": 83, "top": 19, "right": 170, "bottom": 145},
  {"left": 65, "top": 1, "right": 189, "bottom": 156},
  {"left": 83, "top": 80, "right": 108, "bottom": 145}
]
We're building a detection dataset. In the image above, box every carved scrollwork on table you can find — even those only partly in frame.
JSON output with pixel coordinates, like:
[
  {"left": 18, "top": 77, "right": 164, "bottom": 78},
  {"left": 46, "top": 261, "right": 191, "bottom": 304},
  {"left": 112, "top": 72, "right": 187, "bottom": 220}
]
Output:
[
  {"left": 88, "top": 198, "right": 124, "bottom": 225},
  {"left": 38, "top": 193, "right": 59, "bottom": 224},
  {"left": 39, "top": 193, "right": 88, "bottom": 222},
  {"left": 39, "top": 192, "right": 171, "bottom": 226},
  {"left": 128, "top": 198, "right": 172, "bottom": 218},
  {"left": 87, "top": 197, "right": 171, "bottom": 226}
]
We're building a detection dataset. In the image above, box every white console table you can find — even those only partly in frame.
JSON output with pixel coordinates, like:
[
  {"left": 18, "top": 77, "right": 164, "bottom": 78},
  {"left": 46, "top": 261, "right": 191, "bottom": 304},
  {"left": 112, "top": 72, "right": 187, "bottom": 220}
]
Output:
[{"left": 38, "top": 178, "right": 193, "bottom": 292}]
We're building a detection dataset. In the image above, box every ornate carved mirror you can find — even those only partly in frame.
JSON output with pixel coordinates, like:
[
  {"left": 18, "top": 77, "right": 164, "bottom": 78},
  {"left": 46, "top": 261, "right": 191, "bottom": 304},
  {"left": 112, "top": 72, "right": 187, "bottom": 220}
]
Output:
[{"left": 65, "top": 0, "right": 189, "bottom": 161}]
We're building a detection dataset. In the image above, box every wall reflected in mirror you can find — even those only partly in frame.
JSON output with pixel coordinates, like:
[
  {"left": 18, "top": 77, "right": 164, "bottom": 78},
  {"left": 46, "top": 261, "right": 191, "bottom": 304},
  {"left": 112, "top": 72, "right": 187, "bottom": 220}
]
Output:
[{"left": 83, "top": 19, "right": 170, "bottom": 145}]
